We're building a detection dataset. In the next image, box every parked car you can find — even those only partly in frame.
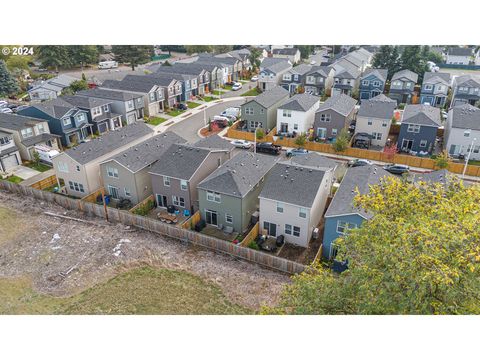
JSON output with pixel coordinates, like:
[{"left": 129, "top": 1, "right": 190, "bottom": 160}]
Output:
[
  {"left": 383, "top": 164, "right": 410, "bottom": 175},
  {"left": 0, "top": 100, "right": 8, "bottom": 108},
  {"left": 232, "top": 82, "right": 243, "bottom": 91},
  {"left": 212, "top": 115, "right": 229, "bottom": 128},
  {"left": 348, "top": 159, "right": 373, "bottom": 167},
  {"left": 221, "top": 107, "right": 241, "bottom": 118},
  {"left": 286, "top": 148, "right": 309, "bottom": 157},
  {"left": 353, "top": 133, "right": 372, "bottom": 149},
  {"left": 13, "top": 105, "right": 29, "bottom": 113},
  {"left": 0, "top": 107, "right": 13, "bottom": 114},
  {"left": 223, "top": 115, "right": 237, "bottom": 122},
  {"left": 230, "top": 139, "right": 252, "bottom": 149},
  {"left": 255, "top": 142, "right": 282, "bottom": 155},
  {"left": 250, "top": 75, "right": 258, "bottom": 81},
  {"left": 176, "top": 103, "right": 188, "bottom": 110},
  {"left": 225, "top": 81, "right": 235, "bottom": 86}
]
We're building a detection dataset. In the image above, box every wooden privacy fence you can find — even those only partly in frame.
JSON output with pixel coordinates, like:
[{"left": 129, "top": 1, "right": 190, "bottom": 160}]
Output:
[
  {"left": 129, "top": 194, "right": 155, "bottom": 214},
  {"left": 81, "top": 187, "right": 104, "bottom": 204},
  {"left": 29, "top": 174, "right": 57, "bottom": 190},
  {"left": 240, "top": 222, "right": 260, "bottom": 248},
  {"left": 0, "top": 180, "right": 305, "bottom": 275},
  {"left": 180, "top": 210, "right": 201, "bottom": 229}
]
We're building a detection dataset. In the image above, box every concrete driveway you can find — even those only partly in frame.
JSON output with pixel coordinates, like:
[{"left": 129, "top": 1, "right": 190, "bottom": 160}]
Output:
[{"left": 13, "top": 166, "right": 40, "bottom": 180}]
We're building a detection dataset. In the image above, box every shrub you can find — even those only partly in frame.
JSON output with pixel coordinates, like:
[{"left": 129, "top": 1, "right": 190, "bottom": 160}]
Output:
[
  {"left": 133, "top": 199, "right": 154, "bottom": 216},
  {"left": 295, "top": 133, "right": 307, "bottom": 147},
  {"left": 256, "top": 128, "right": 265, "bottom": 139},
  {"left": 248, "top": 241, "right": 260, "bottom": 250},
  {"left": 331, "top": 128, "right": 350, "bottom": 153},
  {"left": 435, "top": 150, "right": 449, "bottom": 169}
]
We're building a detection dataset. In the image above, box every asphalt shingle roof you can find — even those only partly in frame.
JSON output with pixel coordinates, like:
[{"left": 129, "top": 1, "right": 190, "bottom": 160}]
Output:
[
  {"left": 260, "top": 57, "right": 287, "bottom": 69},
  {"left": 289, "top": 64, "right": 314, "bottom": 76},
  {"left": 198, "top": 152, "right": 278, "bottom": 198},
  {"left": 448, "top": 47, "right": 473, "bottom": 56},
  {"left": 325, "top": 165, "right": 391, "bottom": 219},
  {"left": 423, "top": 72, "right": 451, "bottom": 86},
  {"left": 454, "top": 74, "right": 480, "bottom": 88},
  {"left": 402, "top": 104, "right": 441, "bottom": 127},
  {"left": 450, "top": 104, "right": 480, "bottom": 130},
  {"left": 109, "top": 131, "right": 186, "bottom": 173},
  {"left": 65, "top": 122, "right": 154, "bottom": 165},
  {"left": 27, "top": 98, "right": 78, "bottom": 119},
  {"left": 264, "top": 60, "right": 292, "bottom": 74},
  {"left": 413, "top": 169, "right": 455, "bottom": 186},
  {"left": 282, "top": 153, "right": 337, "bottom": 171},
  {"left": 248, "top": 86, "right": 290, "bottom": 109},
  {"left": 101, "top": 77, "right": 157, "bottom": 93},
  {"left": 21, "top": 133, "right": 59, "bottom": 147},
  {"left": 62, "top": 95, "right": 111, "bottom": 109},
  {"left": 0, "top": 113, "right": 43, "bottom": 131},
  {"left": 192, "top": 135, "right": 235, "bottom": 152},
  {"left": 316, "top": 93, "right": 357, "bottom": 117},
  {"left": 392, "top": 69, "right": 418, "bottom": 83},
  {"left": 272, "top": 48, "right": 299, "bottom": 56},
  {"left": 357, "top": 94, "right": 396, "bottom": 119},
  {"left": 278, "top": 93, "right": 319, "bottom": 112},
  {"left": 361, "top": 68, "right": 388, "bottom": 82},
  {"left": 77, "top": 88, "right": 142, "bottom": 102}
]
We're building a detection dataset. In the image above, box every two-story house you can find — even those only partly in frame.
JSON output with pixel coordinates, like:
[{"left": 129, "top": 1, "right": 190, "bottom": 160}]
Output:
[
  {"left": 272, "top": 48, "right": 301, "bottom": 64},
  {"left": 77, "top": 88, "right": 145, "bottom": 125},
  {"left": 444, "top": 104, "right": 480, "bottom": 160},
  {"left": 62, "top": 95, "right": 123, "bottom": 135},
  {"left": 313, "top": 94, "right": 357, "bottom": 140},
  {"left": 0, "top": 113, "right": 60, "bottom": 162},
  {"left": 28, "top": 74, "right": 77, "bottom": 102},
  {"left": 397, "top": 104, "right": 441, "bottom": 154},
  {"left": 241, "top": 86, "right": 290, "bottom": 133},
  {"left": 18, "top": 98, "right": 93, "bottom": 147},
  {"left": 149, "top": 144, "right": 231, "bottom": 214},
  {"left": 276, "top": 93, "right": 320, "bottom": 136},
  {"left": 359, "top": 68, "right": 388, "bottom": 102},
  {"left": 99, "top": 132, "right": 186, "bottom": 206},
  {"left": 303, "top": 66, "right": 335, "bottom": 96},
  {"left": 419, "top": 72, "right": 451, "bottom": 107},
  {"left": 192, "top": 134, "right": 236, "bottom": 158},
  {"left": 0, "top": 130, "right": 21, "bottom": 174},
  {"left": 389, "top": 69, "right": 418, "bottom": 105},
  {"left": 155, "top": 63, "right": 211, "bottom": 95},
  {"left": 145, "top": 74, "right": 182, "bottom": 108},
  {"left": 331, "top": 59, "right": 361, "bottom": 97},
  {"left": 51, "top": 122, "right": 154, "bottom": 198},
  {"left": 259, "top": 159, "right": 333, "bottom": 247},
  {"left": 258, "top": 60, "right": 293, "bottom": 92},
  {"left": 355, "top": 94, "right": 396, "bottom": 147},
  {"left": 451, "top": 74, "right": 480, "bottom": 106},
  {"left": 445, "top": 47, "right": 473, "bottom": 65},
  {"left": 280, "top": 64, "right": 313, "bottom": 94}
]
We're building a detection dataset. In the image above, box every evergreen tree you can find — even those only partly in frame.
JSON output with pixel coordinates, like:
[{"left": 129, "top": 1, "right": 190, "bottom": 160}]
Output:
[
  {"left": 36, "top": 45, "right": 71, "bottom": 71},
  {"left": 67, "top": 45, "right": 99, "bottom": 71},
  {"left": 0, "top": 60, "right": 19, "bottom": 97},
  {"left": 111, "top": 45, "right": 153, "bottom": 71}
]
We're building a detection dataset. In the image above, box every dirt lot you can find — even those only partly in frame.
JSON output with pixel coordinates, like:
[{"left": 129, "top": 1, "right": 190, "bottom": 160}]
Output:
[{"left": 0, "top": 190, "right": 289, "bottom": 313}]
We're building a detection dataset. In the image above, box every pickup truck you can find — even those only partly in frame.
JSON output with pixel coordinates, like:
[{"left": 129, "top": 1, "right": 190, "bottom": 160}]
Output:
[{"left": 255, "top": 142, "right": 282, "bottom": 155}]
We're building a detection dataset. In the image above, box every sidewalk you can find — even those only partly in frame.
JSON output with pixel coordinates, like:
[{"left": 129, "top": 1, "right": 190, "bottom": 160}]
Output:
[{"left": 20, "top": 168, "right": 55, "bottom": 186}]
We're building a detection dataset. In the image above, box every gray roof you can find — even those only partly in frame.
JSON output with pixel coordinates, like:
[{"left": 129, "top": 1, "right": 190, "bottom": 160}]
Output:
[
  {"left": 450, "top": 104, "right": 480, "bottom": 130},
  {"left": 325, "top": 165, "right": 391, "bottom": 219},
  {"left": 447, "top": 47, "right": 473, "bottom": 56},
  {"left": 77, "top": 88, "right": 142, "bottom": 102},
  {"left": 454, "top": 74, "right": 480, "bottom": 88},
  {"left": 361, "top": 68, "right": 388, "bottom": 82},
  {"left": 21, "top": 133, "right": 59, "bottom": 147},
  {"left": 264, "top": 60, "right": 292, "bottom": 74},
  {"left": 317, "top": 93, "right": 357, "bottom": 116},
  {"left": 27, "top": 98, "right": 78, "bottom": 118},
  {"left": 272, "top": 48, "right": 299, "bottom": 56},
  {"left": 259, "top": 163, "right": 326, "bottom": 208},
  {"left": 402, "top": 104, "right": 441, "bottom": 127},
  {"left": 155, "top": 63, "right": 207, "bottom": 76},
  {"left": 197, "top": 152, "right": 278, "bottom": 198},
  {"left": 413, "top": 169, "right": 455, "bottom": 186},
  {"left": 192, "top": 135, "right": 235, "bottom": 152},
  {"left": 109, "top": 131, "right": 187, "bottom": 173},
  {"left": 0, "top": 113, "right": 43, "bottom": 131},
  {"left": 260, "top": 57, "right": 288, "bottom": 70},
  {"left": 423, "top": 72, "right": 450, "bottom": 86},
  {"left": 62, "top": 95, "right": 111, "bottom": 109},
  {"left": 0, "top": 145, "right": 19, "bottom": 157},
  {"left": 281, "top": 152, "right": 337, "bottom": 171},
  {"left": 392, "top": 69, "right": 418, "bottom": 83},
  {"left": 289, "top": 63, "right": 314, "bottom": 76},
  {"left": 248, "top": 86, "right": 290, "bottom": 109},
  {"left": 65, "top": 122, "right": 154, "bottom": 165},
  {"left": 279, "top": 93, "right": 319, "bottom": 112},
  {"left": 101, "top": 77, "right": 157, "bottom": 93},
  {"left": 29, "top": 74, "right": 76, "bottom": 92},
  {"left": 149, "top": 144, "right": 212, "bottom": 180},
  {"left": 306, "top": 65, "right": 332, "bottom": 78},
  {"left": 357, "top": 94, "right": 396, "bottom": 119}
]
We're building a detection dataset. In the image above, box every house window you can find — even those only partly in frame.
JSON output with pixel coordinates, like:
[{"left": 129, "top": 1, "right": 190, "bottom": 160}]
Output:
[
  {"left": 76, "top": 113, "right": 86, "bottom": 122},
  {"left": 285, "top": 224, "right": 292, "bottom": 235},
  {"left": 70, "top": 181, "right": 85, "bottom": 193},
  {"left": 206, "top": 191, "right": 221, "bottom": 203},
  {"left": 92, "top": 107, "right": 102, "bottom": 117},
  {"left": 225, "top": 214, "right": 233, "bottom": 224},
  {"left": 245, "top": 107, "right": 254, "bottom": 115},
  {"left": 21, "top": 127, "right": 33, "bottom": 138},
  {"left": 250, "top": 121, "right": 262, "bottom": 129},
  {"left": 180, "top": 180, "right": 188, "bottom": 191},
  {"left": 382, "top": 121, "right": 388, "bottom": 127},
  {"left": 336, "top": 220, "right": 357, "bottom": 235},
  {"left": 464, "top": 130, "right": 471, "bottom": 137},
  {"left": 294, "top": 124, "right": 298, "bottom": 130},
  {"left": 76, "top": 165, "right": 80, "bottom": 172},
  {"left": 103, "top": 104, "right": 109, "bottom": 112},
  {"left": 332, "top": 128, "right": 338, "bottom": 136},
  {"left": 362, "top": 80, "right": 369, "bottom": 86},
  {"left": 107, "top": 166, "right": 119, "bottom": 178},
  {"left": 367, "top": 119, "right": 373, "bottom": 126},
  {"left": 424, "top": 84, "right": 433, "bottom": 91},
  {"left": 373, "top": 81, "right": 380, "bottom": 87},
  {"left": 124, "top": 188, "right": 131, "bottom": 197},
  {"left": 320, "top": 114, "right": 331, "bottom": 122},
  {"left": 283, "top": 74, "right": 292, "bottom": 81},
  {"left": 419, "top": 140, "right": 427, "bottom": 148},
  {"left": 276, "top": 202, "right": 284, "bottom": 213},
  {"left": 299, "top": 207, "right": 307, "bottom": 218},
  {"left": 62, "top": 117, "right": 71, "bottom": 127},
  {"left": 163, "top": 176, "right": 171, "bottom": 186},
  {"left": 283, "top": 109, "right": 292, "bottom": 118},
  {"left": 393, "top": 81, "right": 401, "bottom": 86},
  {"left": 37, "top": 124, "right": 46, "bottom": 134},
  {"left": 149, "top": 92, "right": 156, "bottom": 101},
  {"left": 407, "top": 124, "right": 421, "bottom": 133},
  {"left": 107, "top": 185, "right": 119, "bottom": 199},
  {"left": 57, "top": 161, "right": 69, "bottom": 173},
  {"left": 405, "top": 82, "right": 411, "bottom": 87},
  {"left": 293, "top": 226, "right": 300, "bottom": 237},
  {"left": 172, "top": 195, "right": 185, "bottom": 208},
  {"left": 372, "top": 132, "right": 382, "bottom": 140}
]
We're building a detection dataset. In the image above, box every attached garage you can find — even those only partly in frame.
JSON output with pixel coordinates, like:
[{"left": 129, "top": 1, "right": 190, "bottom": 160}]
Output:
[{"left": 1, "top": 152, "right": 20, "bottom": 172}]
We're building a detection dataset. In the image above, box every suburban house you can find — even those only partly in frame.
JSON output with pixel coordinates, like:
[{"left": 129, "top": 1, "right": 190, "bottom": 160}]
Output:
[
  {"left": 18, "top": 98, "right": 93, "bottom": 147},
  {"left": 222, "top": 48, "right": 252, "bottom": 73},
  {"left": 0, "top": 130, "right": 21, "bottom": 174},
  {"left": 155, "top": 63, "right": 211, "bottom": 95},
  {"left": 451, "top": 74, "right": 480, "bottom": 106},
  {"left": 445, "top": 47, "right": 473, "bottom": 65},
  {"left": 359, "top": 68, "right": 388, "bottom": 102},
  {"left": 51, "top": 122, "right": 154, "bottom": 198},
  {"left": 276, "top": 93, "right": 320, "bottom": 136},
  {"left": 323, "top": 165, "right": 391, "bottom": 259},
  {"left": 192, "top": 135, "right": 236, "bottom": 158},
  {"left": 100, "top": 76, "right": 165, "bottom": 117},
  {"left": 77, "top": 88, "right": 145, "bottom": 125},
  {"left": 197, "top": 152, "right": 278, "bottom": 233},
  {"left": 272, "top": 48, "right": 301, "bottom": 64},
  {"left": 397, "top": 104, "right": 441, "bottom": 154},
  {"left": 258, "top": 59, "right": 293, "bottom": 92},
  {"left": 99, "top": 132, "right": 186, "bottom": 206},
  {"left": 28, "top": 74, "right": 77, "bottom": 102},
  {"left": 304, "top": 66, "right": 335, "bottom": 96},
  {"left": 313, "top": 93, "right": 357, "bottom": 140},
  {"left": 355, "top": 94, "right": 396, "bottom": 148},
  {"left": 331, "top": 59, "right": 361, "bottom": 97},
  {"left": 144, "top": 74, "right": 182, "bottom": 108},
  {"left": 152, "top": 72, "right": 198, "bottom": 102},
  {"left": 258, "top": 160, "right": 333, "bottom": 248},
  {"left": 197, "top": 54, "right": 243, "bottom": 82},
  {"left": 286, "top": 152, "right": 339, "bottom": 178},
  {"left": 389, "top": 69, "right": 418, "bottom": 105},
  {"left": 242, "top": 86, "right": 290, "bottom": 133},
  {"left": 0, "top": 113, "right": 60, "bottom": 162},
  {"left": 149, "top": 144, "right": 231, "bottom": 214},
  {"left": 444, "top": 104, "right": 480, "bottom": 160},
  {"left": 280, "top": 64, "right": 313, "bottom": 94},
  {"left": 419, "top": 72, "right": 451, "bottom": 107},
  {"left": 62, "top": 95, "right": 123, "bottom": 135}
]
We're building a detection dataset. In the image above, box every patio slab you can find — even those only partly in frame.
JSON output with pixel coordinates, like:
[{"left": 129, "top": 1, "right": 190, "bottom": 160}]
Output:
[
  {"left": 201, "top": 225, "right": 238, "bottom": 241},
  {"left": 13, "top": 166, "right": 41, "bottom": 180}
]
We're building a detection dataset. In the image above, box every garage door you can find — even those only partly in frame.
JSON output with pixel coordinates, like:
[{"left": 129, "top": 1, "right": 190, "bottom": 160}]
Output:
[{"left": 2, "top": 153, "right": 19, "bottom": 171}]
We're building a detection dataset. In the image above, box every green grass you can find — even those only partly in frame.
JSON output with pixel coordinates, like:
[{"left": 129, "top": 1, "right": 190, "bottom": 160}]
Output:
[
  {"left": 25, "top": 162, "right": 51, "bottom": 172},
  {"left": 468, "top": 159, "right": 480, "bottom": 166},
  {"left": 6, "top": 175, "right": 23, "bottom": 184},
  {"left": 211, "top": 90, "right": 225, "bottom": 96},
  {"left": 202, "top": 96, "right": 215, "bottom": 102},
  {"left": 147, "top": 116, "right": 168, "bottom": 126},
  {"left": 187, "top": 101, "right": 201, "bottom": 109},
  {"left": 222, "top": 85, "right": 233, "bottom": 91},
  {"left": 241, "top": 88, "right": 261, "bottom": 96},
  {"left": 166, "top": 109, "right": 184, "bottom": 117},
  {"left": 0, "top": 267, "right": 249, "bottom": 315}
]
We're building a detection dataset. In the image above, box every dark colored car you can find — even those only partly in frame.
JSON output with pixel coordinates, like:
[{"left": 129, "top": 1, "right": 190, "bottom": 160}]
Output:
[
  {"left": 348, "top": 159, "right": 373, "bottom": 167},
  {"left": 255, "top": 142, "right": 282, "bottom": 155},
  {"left": 176, "top": 103, "right": 188, "bottom": 110},
  {"left": 383, "top": 164, "right": 410, "bottom": 175},
  {"left": 353, "top": 132, "right": 372, "bottom": 149},
  {"left": 225, "top": 81, "right": 235, "bottom": 86}
]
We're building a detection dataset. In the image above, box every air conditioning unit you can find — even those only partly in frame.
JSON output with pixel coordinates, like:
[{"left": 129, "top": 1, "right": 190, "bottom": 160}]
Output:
[{"left": 312, "top": 227, "right": 320, "bottom": 239}]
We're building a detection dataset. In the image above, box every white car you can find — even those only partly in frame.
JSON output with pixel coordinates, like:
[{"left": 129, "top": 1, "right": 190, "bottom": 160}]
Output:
[
  {"left": 250, "top": 75, "right": 258, "bottom": 81},
  {"left": 0, "top": 100, "right": 8, "bottom": 108},
  {"left": 0, "top": 107, "right": 13, "bottom": 114},
  {"left": 230, "top": 139, "right": 252, "bottom": 149},
  {"left": 232, "top": 82, "right": 243, "bottom": 91}
]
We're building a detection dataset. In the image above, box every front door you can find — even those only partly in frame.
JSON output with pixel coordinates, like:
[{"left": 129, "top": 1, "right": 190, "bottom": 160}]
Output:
[
  {"left": 108, "top": 185, "right": 120, "bottom": 200},
  {"left": 402, "top": 139, "right": 414, "bottom": 151},
  {"left": 205, "top": 209, "right": 218, "bottom": 226},
  {"left": 280, "top": 123, "right": 288, "bottom": 133},
  {"left": 317, "top": 127, "right": 327, "bottom": 139},
  {"left": 263, "top": 221, "right": 277, "bottom": 237},
  {"left": 156, "top": 194, "right": 167, "bottom": 208}
]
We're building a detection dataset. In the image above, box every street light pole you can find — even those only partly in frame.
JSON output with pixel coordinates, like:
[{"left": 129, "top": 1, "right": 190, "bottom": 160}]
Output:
[{"left": 462, "top": 137, "right": 477, "bottom": 178}]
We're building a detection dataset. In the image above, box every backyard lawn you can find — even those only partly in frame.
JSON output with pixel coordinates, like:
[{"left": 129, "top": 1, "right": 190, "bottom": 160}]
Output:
[
  {"left": 187, "top": 101, "right": 201, "bottom": 109},
  {"left": 25, "top": 162, "right": 51, "bottom": 172},
  {"left": 241, "top": 88, "right": 261, "bottom": 96},
  {"left": 147, "top": 116, "right": 168, "bottom": 126},
  {"left": 6, "top": 175, "right": 23, "bottom": 184}
]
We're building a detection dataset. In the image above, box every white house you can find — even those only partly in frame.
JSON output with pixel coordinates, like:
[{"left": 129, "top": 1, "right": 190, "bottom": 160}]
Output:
[
  {"left": 28, "top": 74, "right": 77, "bottom": 102},
  {"left": 445, "top": 47, "right": 473, "bottom": 65},
  {"left": 444, "top": 104, "right": 480, "bottom": 160},
  {"left": 272, "top": 48, "right": 301, "bottom": 64},
  {"left": 258, "top": 59, "right": 292, "bottom": 91},
  {"left": 276, "top": 93, "right": 320, "bottom": 136}
]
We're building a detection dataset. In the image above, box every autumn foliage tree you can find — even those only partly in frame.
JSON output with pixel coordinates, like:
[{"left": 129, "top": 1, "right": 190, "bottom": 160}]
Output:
[{"left": 265, "top": 176, "right": 480, "bottom": 314}]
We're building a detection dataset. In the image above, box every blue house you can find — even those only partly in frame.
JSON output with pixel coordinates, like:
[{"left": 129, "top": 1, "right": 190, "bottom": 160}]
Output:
[
  {"left": 359, "top": 68, "right": 388, "bottom": 102},
  {"left": 323, "top": 165, "right": 391, "bottom": 259},
  {"left": 419, "top": 72, "right": 451, "bottom": 107},
  {"left": 18, "top": 98, "right": 92, "bottom": 147},
  {"left": 397, "top": 104, "right": 441, "bottom": 154}
]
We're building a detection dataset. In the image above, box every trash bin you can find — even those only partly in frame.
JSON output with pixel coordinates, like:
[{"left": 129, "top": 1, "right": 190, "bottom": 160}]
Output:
[{"left": 104, "top": 195, "right": 110, "bottom": 205}]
